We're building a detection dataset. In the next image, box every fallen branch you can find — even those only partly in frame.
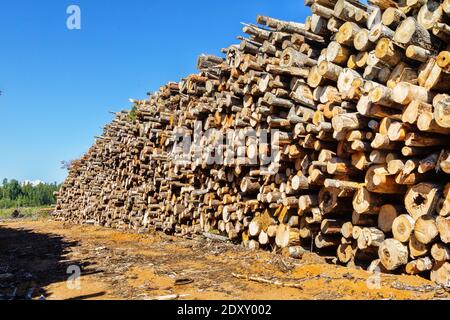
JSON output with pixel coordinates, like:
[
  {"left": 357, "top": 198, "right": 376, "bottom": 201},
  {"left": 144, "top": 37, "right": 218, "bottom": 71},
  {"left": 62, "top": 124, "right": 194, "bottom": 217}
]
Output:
[
  {"left": 145, "top": 294, "right": 191, "bottom": 301},
  {"left": 232, "top": 273, "right": 303, "bottom": 289},
  {"left": 203, "top": 232, "right": 230, "bottom": 242},
  {"left": 391, "top": 281, "right": 440, "bottom": 293}
]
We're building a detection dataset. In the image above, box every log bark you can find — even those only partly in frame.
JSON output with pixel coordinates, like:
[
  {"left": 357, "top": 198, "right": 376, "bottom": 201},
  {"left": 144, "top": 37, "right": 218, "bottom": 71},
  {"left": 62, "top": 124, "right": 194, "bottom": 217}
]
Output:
[{"left": 379, "top": 204, "right": 401, "bottom": 233}]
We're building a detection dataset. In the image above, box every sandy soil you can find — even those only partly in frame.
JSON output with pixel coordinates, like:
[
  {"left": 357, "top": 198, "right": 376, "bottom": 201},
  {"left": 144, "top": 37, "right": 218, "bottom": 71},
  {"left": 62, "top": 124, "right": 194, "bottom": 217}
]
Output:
[{"left": 0, "top": 219, "right": 448, "bottom": 300}]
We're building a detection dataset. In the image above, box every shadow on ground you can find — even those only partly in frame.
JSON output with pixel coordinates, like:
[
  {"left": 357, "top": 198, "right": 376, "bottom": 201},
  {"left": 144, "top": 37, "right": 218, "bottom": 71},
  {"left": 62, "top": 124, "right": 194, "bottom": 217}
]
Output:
[{"left": 0, "top": 224, "right": 101, "bottom": 300}]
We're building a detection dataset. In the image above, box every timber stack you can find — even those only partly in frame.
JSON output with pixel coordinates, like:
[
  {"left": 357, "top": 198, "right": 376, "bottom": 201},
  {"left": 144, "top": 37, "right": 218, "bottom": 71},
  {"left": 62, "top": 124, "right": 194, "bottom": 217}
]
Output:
[{"left": 55, "top": 0, "right": 450, "bottom": 286}]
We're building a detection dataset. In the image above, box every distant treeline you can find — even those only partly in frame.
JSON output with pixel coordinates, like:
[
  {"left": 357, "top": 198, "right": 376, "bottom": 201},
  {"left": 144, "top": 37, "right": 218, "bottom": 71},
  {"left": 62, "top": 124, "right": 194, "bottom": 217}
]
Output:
[{"left": 0, "top": 179, "right": 60, "bottom": 209}]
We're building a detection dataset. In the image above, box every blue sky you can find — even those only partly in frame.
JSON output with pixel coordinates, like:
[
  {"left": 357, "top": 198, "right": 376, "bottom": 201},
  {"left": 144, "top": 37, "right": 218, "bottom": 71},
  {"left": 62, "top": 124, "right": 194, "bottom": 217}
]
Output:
[{"left": 0, "top": 0, "right": 309, "bottom": 183}]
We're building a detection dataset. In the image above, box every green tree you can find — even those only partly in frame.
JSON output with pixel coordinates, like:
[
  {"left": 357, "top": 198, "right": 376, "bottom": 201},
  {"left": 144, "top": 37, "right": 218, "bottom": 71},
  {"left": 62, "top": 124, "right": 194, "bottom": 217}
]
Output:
[{"left": 0, "top": 179, "right": 59, "bottom": 209}]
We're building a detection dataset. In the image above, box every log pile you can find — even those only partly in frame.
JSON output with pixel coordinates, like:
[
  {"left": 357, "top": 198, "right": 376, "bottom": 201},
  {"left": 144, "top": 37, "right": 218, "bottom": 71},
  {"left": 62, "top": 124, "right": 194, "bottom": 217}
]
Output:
[{"left": 55, "top": 0, "right": 450, "bottom": 286}]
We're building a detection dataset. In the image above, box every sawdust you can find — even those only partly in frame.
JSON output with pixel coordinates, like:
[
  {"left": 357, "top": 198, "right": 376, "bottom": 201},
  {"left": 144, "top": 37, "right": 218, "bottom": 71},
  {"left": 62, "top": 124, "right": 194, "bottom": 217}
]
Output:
[{"left": 0, "top": 219, "right": 448, "bottom": 300}]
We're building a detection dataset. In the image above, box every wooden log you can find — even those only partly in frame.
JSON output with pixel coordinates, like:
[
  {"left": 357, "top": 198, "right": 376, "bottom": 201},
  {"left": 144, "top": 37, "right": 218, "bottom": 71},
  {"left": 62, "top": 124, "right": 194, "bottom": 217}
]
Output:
[
  {"left": 378, "top": 239, "right": 409, "bottom": 271},
  {"left": 334, "top": 0, "right": 367, "bottom": 24},
  {"left": 392, "top": 82, "right": 434, "bottom": 105},
  {"left": 375, "top": 38, "right": 402, "bottom": 67},
  {"left": 241, "top": 177, "right": 262, "bottom": 195},
  {"left": 322, "top": 219, "right": 346, "bottom": 235},
  {"left": 409, "top": 234, "right": 430, "bottom": 259},
  {"left": 276, "top": 225, "right": 301, "bottom": 248},
  {"left": 405, "top": 132, "right": 450, "bottom": 148},
  {"left": 405, "top": 45, "right": 433, "bottom": 63},
  {"left": 308, "top": 65, "right": 328, "bottom": 88},
  {"left": 417, "top": 0, "right": 446, "bottom": 30},
  {"left": 318, "top": 61, "right": 344, "bottom": 81},
  {"left": 353, "top": 187, "right": 383, "bottom": 214},
  {"left": 354, "top": 28, "right": 374, "bottom": 51},
  {"left": 337, "top": 22, "right": 362, "bottom": 46},
  {"left": 369, "top": 85, "right": 400, "bottom": 109},
  {"left": 414, "top": 215, "right": 439, "bottom": 245},
  {"left": 311, "top": 14, "right": 330, "bottom": 35},
  {"left": 432, "top": 22, "right": 450, "bottom": 43},
  {"left": 437, "top": 51, "right": 450, "bottom": 72},
  {"left": 337, "top": 68, "right": 363, "bottom": 95},
  {"left": 315, "top": 233, "right": 341, "bottom": 249},
  {"left": 332, "top": 112, "right": 369, "bottom": 132},
  {"left": 382, "top": 7, "right": 406, "bottom": 29},
  {"left": 430, "top": 262, "right": 450, "bottom": 287},
  {"left": 369, "top": 0, "right": 399, "bottom": 11},
  {"left": 311, "top": 2, "right": 335, "bottom": 18},
  {"left": 281, "top": 47, "right": 317, "bottom": 68},
  {"left": 445, "top": 0, "right": 450, "bottom": 15},
  {"left": 366, "top": 165, "right": 407, "bottom": 194},
  {"left": 434, "top": 94, "right": 450, "bottom": 128},
  {"left": 392, "top": 214, "right": 416, "bottom": 243},
  {"left": 387, "top": 121, "right": 410, "bottom": 142},
  {"left": 341, "top": 221, "right": 354, "bottom": 239},
  {"left": 417, "top": 112, "right": 450, "bottom": 135},
  {"left": 353, "top": 211, "right": 378, "bottom": 226},
  {"left": 362, "top": 227, "right": 385, "bottom": 248},
  {"left": 369, "top": 23, "right": 395, "bottom": 43},
  {"left": 405, "top": 183, "right": 442, "bottom": 220},
  {"left": 379, "top": 204, "right": 401, "bottom": 233},
  {"left": 328, "top": 16, "right": 344, "bottom": 32},
  {"left": 406, "top": 257, "right": 434, "bottom": 274},
  {"left": 436, "top": 216, "right": 450, "bottom": 244},
  {"left": 319, "top": 187, "right": 353, "bottom": 214},
  {"left": 394, "top": 17, "right": 437, "bottom": 51},
  {"left": 326, "top": 41, "right": 352, "bottom": 65},
  {"left": 424, "top": 61, "right": 450, "bottom": 91},
  {"left": 337, "top": 243, "right": 357, "bottom": 263},
  {"left": 431, "top": 242, "right": 450, "bottom": 262},
  {"left": 402, "top": 100, "right": 432, "bottom": 124}
]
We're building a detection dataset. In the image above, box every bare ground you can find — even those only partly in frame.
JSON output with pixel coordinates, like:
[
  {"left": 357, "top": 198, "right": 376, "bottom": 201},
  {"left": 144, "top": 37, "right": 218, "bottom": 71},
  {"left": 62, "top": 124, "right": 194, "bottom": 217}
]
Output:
[{"left": 0, "top": 219, "right": 448, "bottom": 300}]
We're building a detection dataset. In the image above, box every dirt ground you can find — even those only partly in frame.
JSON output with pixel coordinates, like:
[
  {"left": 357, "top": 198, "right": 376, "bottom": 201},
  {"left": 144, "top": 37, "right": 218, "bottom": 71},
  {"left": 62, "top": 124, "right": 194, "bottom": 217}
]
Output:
[{"left": 0, "top": 219, "right": 448, "bottom": 300}]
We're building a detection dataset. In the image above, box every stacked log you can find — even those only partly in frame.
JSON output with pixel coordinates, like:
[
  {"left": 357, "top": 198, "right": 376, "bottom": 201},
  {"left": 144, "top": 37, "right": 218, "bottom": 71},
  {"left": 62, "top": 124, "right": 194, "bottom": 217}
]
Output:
[{"left": 55, "top": 0, "right": 450, "bottom": 286}]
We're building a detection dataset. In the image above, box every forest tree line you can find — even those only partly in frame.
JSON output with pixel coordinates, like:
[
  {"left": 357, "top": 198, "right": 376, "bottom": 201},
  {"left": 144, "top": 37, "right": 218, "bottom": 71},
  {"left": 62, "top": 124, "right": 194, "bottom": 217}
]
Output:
[{"left": 0, "top": 179, "right": 59, "bottom": 209}]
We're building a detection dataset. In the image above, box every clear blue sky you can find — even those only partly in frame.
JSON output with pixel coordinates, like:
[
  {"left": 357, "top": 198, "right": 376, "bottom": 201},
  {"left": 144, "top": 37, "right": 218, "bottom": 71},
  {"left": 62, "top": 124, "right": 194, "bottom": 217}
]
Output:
[{"left": 0, "top": 0, "right": 309, "bottom": 183}]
